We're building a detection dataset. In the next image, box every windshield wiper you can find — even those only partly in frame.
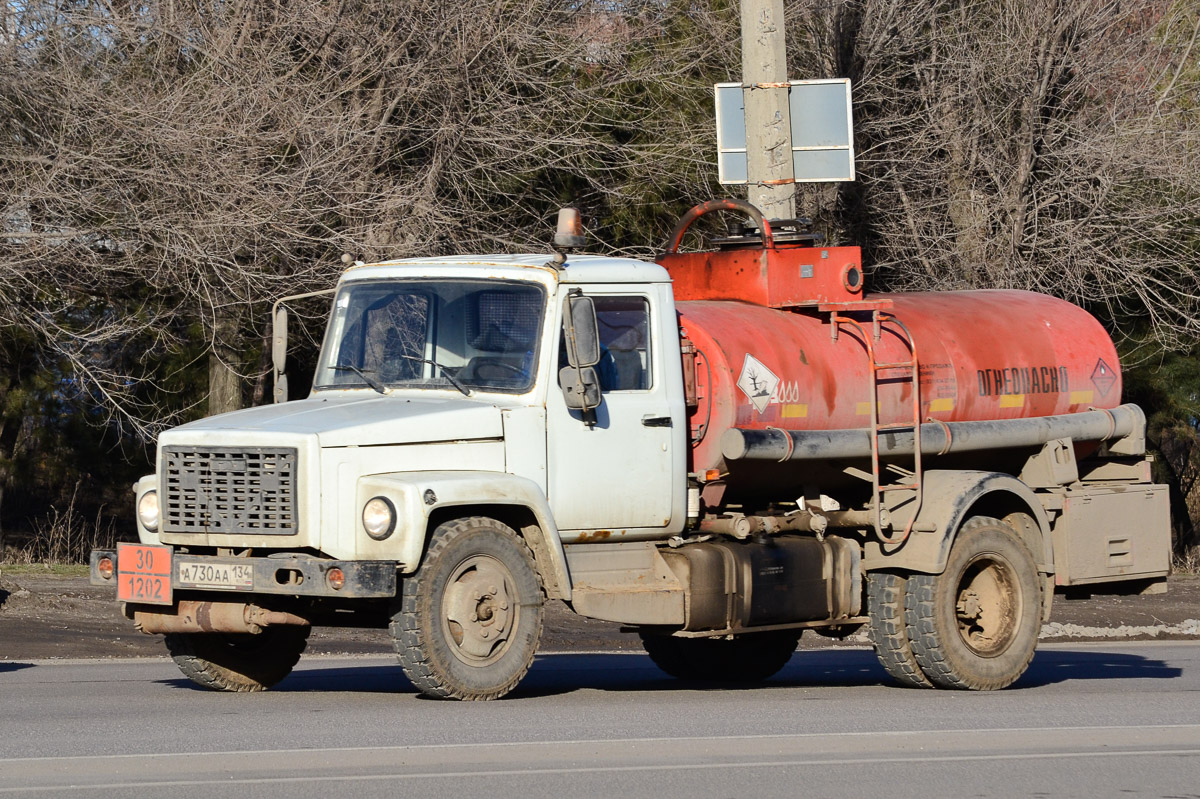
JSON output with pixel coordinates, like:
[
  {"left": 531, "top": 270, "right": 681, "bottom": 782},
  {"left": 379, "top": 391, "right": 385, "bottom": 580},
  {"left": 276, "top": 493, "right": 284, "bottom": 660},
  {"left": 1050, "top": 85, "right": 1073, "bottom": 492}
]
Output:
[
  {"left": 397, "top": 355, "right": 471, "bottom": 396},
  {"left": 331, "top": 364, "right": 387, "bottom": 395}
]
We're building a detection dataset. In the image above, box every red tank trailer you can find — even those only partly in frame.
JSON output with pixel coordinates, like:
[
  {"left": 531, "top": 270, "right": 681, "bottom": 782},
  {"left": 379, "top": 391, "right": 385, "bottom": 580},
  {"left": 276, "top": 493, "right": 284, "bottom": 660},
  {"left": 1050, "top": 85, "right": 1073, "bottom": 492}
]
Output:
[{"left": 658, "top": 199, "right": 1130, "bottom": 520}]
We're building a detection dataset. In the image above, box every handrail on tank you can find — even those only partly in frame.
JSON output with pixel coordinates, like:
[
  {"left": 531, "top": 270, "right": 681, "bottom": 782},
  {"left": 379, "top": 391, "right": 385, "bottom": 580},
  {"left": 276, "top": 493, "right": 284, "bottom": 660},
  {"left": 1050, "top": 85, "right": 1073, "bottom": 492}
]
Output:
[{"left": 662, "top": 199, "right": 775, "bottom": 254}]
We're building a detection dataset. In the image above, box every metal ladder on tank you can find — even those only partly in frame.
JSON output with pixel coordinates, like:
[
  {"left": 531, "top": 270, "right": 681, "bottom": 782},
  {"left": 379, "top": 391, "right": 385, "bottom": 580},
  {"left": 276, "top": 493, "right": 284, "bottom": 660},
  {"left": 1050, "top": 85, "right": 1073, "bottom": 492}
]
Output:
[{"left": 830, "top": 308, "right": 924, "bottom": 546}]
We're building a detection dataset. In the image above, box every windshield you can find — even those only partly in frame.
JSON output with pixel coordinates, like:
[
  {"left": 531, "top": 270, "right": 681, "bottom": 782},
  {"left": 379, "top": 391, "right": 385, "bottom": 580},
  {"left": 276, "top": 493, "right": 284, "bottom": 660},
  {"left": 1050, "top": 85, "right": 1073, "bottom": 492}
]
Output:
[{"left": 314, "top": 279, "right": 546, "bottom": 394}]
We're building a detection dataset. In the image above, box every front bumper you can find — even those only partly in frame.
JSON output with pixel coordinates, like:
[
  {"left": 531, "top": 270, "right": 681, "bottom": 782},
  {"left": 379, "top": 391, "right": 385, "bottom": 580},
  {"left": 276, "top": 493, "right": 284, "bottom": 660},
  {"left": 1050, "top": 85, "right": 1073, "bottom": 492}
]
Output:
[{"left": 90, "top": 549, "right": 397, "bottom": 599}]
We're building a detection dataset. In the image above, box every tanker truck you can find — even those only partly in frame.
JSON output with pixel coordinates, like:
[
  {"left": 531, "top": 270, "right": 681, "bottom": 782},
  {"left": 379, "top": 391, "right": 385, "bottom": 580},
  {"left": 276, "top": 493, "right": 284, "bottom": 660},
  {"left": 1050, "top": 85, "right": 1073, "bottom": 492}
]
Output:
[{"left": 90, "top": 200, "right": 1170, "bottom": 699}]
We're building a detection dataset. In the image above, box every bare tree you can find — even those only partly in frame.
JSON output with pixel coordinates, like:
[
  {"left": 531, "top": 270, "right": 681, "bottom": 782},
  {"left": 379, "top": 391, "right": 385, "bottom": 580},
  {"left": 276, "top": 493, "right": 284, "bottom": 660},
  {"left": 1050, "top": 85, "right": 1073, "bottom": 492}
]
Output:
[
  {"left": 790, "top": 0, "right": 1200, "bottom": 350},
  {"left": 3, "top": 0, "right": 1196, "bottom": 418},
  {"left": 1, "top": 0, "right": 738, "bottom": 425}
]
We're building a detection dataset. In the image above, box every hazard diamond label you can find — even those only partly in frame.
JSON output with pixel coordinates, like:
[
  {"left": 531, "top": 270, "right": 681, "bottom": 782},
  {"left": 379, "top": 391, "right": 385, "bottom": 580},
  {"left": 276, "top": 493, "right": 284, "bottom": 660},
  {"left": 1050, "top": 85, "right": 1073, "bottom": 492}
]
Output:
[
  {"left": 737, "top": 354, "right": 779, "bottom": 414},
  {"left": 1091, "top": 358, "right": 1116, "bottom": 398}
]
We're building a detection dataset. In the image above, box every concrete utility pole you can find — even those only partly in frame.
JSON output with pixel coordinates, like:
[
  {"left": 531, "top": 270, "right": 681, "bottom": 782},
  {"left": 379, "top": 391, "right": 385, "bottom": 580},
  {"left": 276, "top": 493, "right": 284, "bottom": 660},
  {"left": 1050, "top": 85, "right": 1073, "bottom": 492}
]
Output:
[{"left": 740, "top": 0, "right": 795, "bottom": 220}]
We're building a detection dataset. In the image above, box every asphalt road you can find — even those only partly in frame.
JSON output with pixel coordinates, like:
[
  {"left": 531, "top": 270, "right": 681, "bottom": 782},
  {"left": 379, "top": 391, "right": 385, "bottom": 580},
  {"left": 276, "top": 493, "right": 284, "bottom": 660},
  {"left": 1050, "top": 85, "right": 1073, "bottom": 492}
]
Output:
[{"left": 2, "top": 643, "right": 1199, "bottom": 798}]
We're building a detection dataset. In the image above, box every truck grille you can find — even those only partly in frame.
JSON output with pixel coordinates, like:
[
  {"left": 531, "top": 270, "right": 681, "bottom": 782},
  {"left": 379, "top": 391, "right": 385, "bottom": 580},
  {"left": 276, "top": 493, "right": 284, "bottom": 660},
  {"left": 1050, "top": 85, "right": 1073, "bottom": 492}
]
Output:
[{"left": 161, "top": 446, "right": 298, "bottom": 536}]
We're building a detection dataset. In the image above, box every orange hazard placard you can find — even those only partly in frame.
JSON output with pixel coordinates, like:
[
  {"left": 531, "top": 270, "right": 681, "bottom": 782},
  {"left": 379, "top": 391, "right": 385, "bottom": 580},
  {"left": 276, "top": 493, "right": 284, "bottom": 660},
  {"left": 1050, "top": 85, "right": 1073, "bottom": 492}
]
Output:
[{"left": 117, "top": 543, "right": 173, "bottom": 605}]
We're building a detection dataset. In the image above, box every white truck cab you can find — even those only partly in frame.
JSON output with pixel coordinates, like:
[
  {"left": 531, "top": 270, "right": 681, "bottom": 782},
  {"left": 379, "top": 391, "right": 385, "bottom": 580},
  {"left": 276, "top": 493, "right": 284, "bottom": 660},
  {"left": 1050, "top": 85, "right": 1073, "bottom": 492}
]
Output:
[{"left": 101, "top": 252, "right": 695, "bottom": 699}]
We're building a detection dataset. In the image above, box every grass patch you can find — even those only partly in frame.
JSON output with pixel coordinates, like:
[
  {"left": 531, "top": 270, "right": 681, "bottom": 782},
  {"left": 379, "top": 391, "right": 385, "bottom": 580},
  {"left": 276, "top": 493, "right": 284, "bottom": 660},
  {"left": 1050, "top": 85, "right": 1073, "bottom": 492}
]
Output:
[
  {"left": 0, "top": 563, "right": 90, "bottom": 577},
  {"left": 1173, "top": 546, "right": 1200, "bottom": 576},
  {"left": 3, "top": 482, "right": 118, "bottom": 567}
]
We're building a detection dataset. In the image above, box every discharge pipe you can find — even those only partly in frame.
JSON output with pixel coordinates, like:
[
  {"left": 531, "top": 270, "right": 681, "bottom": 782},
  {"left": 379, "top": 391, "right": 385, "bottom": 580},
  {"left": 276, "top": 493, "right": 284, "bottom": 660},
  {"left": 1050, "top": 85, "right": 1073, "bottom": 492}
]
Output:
[{"left": 127, "top": 600, "right": 311, "bottom": 635}]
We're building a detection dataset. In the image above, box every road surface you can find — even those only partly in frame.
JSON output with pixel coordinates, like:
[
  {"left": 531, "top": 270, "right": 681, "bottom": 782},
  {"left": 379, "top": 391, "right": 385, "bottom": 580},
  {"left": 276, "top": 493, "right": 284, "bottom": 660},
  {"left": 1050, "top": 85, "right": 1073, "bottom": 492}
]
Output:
[{"left": 2, "top": 642, "right": 1199, "bottom": 798}]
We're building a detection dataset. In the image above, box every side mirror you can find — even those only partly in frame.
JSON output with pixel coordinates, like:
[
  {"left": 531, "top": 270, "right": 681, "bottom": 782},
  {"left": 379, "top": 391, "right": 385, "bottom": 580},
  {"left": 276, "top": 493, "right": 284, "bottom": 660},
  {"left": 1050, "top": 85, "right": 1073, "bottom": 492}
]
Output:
[
  {"left": 267, "top": 286, "right": 337, "bottom": 405},
  {"left": 559, "top": 366, "right": 601, "bottom": 411},
  {"left": 563, "top": 295, "right": 600, "bottom": 368},
  {"left": 272, "top": 305, "right": 288, "bottom": 404}
]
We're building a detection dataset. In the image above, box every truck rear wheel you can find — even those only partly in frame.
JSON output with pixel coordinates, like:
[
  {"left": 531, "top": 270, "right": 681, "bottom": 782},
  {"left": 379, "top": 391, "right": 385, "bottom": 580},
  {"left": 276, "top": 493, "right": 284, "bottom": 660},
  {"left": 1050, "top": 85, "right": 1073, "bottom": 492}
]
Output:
[
  {"left": 391, "top": 517, "right": 543, "bottom": 700},
  {"left": 639, "top": 630, "right": 801, "bottom": 682},
  {"left": 165, "top": 627, "right": 309, "bottom": 692},
  {"left": 905, "top": 516, "right": 1041, "bottom": 690},
  {"left": 866, "top": 572, "right": 933, "bottom": 688}
]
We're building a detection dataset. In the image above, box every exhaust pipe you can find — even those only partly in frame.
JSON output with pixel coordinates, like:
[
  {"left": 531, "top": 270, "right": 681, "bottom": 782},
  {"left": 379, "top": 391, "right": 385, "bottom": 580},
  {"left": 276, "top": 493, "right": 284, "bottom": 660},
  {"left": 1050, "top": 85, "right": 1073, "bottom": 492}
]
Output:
[{"left": 127, "top": 600, "right": 310, "bottom": 635}]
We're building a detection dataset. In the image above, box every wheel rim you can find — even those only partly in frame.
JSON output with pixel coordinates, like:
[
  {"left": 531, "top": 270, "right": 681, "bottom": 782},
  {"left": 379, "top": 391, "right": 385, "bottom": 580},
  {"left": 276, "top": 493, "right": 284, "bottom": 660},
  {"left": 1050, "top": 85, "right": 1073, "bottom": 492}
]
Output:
[
  {"left": 953, "top": 553, "right": 1021, "bottom": 657},
  {"left": 441, "top": 554, "right": 518, "bottom": 666}
]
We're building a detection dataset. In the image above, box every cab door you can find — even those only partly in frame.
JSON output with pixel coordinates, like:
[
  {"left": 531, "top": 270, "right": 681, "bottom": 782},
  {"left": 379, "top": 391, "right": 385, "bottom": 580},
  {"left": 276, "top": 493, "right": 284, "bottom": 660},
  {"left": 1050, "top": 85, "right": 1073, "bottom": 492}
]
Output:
[{"left": 546, "top": 285, "right": 686, "bottom": 535}]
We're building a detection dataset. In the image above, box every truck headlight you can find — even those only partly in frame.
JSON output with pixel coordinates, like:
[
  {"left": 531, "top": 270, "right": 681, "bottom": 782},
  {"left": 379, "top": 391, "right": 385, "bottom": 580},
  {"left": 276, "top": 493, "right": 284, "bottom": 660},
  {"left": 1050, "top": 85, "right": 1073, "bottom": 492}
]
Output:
[
  {"left": 137, "top": 490, "right": 160, "bottom": 532},
  {"left": 363, "top": 496, "right": 396, "bottom": 540}
]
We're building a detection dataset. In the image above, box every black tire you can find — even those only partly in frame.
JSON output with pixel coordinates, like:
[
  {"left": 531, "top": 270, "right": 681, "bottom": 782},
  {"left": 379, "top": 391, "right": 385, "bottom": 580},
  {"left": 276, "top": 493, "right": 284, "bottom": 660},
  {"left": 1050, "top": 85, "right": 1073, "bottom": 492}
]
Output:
[
  {"left": 639, "top": 630, "right": 801, "bottom": 682},
  {"left": 165, "top": 626, "right": 309, "bottom": 692},
  {"left": 391, "top": 517, "right": 543, "bottom": 700},
  {"left": 866, "top": 572, "right": 933, "bottom": 688},
  {"left": 905, "top": 516, "right": 1042, "bottom": 690}
]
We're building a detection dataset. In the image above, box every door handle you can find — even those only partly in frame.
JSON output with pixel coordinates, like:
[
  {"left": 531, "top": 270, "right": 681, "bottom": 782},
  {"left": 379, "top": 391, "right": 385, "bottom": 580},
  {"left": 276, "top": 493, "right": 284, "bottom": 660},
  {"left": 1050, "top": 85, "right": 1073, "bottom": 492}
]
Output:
[{"left": 642, "top": 415, "right": 672, "bottom": 427}]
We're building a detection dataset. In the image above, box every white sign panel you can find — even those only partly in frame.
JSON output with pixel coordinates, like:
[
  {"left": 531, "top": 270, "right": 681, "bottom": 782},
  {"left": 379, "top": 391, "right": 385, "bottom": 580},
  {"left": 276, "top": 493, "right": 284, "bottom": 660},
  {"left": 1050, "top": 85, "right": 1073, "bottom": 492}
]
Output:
[{"left": 715, "top": 78, "right": 855, "bottom": 185}]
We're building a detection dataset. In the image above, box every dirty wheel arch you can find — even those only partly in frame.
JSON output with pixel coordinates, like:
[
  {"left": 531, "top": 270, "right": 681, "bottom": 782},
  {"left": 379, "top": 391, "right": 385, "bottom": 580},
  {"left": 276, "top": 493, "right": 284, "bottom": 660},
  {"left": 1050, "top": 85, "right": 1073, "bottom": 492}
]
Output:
[{"left": 391, "top": 516, "right": 544, "bottom": 700}]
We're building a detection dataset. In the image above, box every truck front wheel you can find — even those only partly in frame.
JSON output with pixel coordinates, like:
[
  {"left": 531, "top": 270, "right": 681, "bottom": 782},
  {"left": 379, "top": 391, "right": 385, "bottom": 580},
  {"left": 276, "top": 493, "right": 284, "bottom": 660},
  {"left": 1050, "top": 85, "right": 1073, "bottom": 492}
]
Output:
[
  {"left": 639, "top": 630, "right": 801, "bottom": 682},
  {"left": 391, "top": 517, "right": 544, "bottom": 700},
  {"left": 905, "top": 516, "right": 1041, "bottom": 690},
  {"left": 165, "top": 627, "right": 309, "bottom": 692}
]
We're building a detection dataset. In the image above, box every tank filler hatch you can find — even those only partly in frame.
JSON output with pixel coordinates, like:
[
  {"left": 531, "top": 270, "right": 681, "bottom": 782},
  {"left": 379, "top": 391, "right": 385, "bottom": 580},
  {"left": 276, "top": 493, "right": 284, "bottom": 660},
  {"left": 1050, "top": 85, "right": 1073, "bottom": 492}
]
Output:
[{"left": 656, "top": 199, "right": 867, "bottom": 309}]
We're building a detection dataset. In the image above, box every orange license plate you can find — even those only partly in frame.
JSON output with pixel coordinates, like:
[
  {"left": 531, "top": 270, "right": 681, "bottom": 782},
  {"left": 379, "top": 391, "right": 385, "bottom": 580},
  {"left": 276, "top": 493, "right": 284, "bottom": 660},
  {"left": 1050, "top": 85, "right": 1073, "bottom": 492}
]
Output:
[{"left": 117, "top": 543, "right": 173, "bottom": 605}]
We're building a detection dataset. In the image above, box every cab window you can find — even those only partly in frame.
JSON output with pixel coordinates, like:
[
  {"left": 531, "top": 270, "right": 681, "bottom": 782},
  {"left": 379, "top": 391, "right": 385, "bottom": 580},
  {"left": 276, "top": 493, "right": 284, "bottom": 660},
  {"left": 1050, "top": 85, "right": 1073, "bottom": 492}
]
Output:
[{"left": 557, "top": 296, "right": 651, "bottom": 392}]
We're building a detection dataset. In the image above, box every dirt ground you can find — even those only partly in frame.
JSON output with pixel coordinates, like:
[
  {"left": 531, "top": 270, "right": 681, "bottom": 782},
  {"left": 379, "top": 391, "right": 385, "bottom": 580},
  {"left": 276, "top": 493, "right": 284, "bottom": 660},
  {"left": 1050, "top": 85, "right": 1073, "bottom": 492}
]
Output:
[{"left": 1, "top": 569, "right": 1198, "bottom": 662}]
